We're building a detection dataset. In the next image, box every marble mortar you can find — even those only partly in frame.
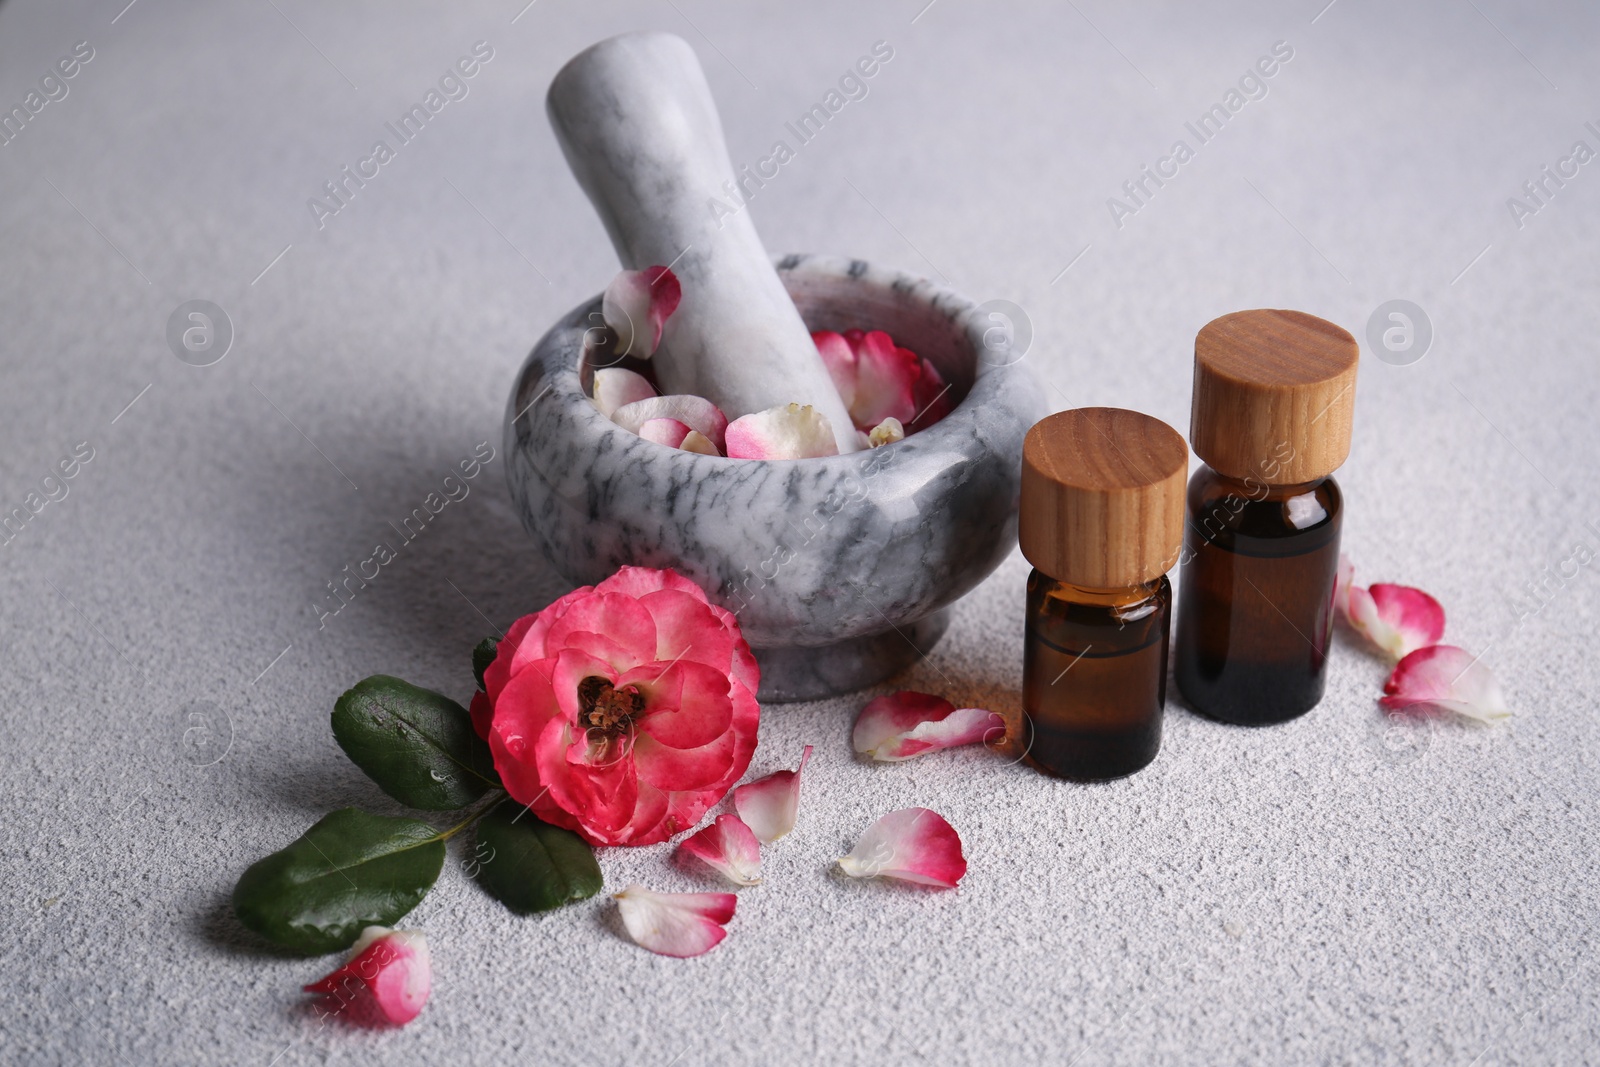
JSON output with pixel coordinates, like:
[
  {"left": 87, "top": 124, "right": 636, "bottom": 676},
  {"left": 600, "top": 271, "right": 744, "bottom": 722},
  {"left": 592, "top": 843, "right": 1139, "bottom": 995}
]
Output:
[{"left": 505, "top": 255, "right": 1044, "bottom": 701}]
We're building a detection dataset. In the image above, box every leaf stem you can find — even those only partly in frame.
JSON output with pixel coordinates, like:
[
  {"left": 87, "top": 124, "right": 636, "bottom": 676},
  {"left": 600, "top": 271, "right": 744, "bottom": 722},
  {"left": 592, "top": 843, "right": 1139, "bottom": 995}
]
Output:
[{"left": 436, "top": 789, "right": 507, "bottom": 842}]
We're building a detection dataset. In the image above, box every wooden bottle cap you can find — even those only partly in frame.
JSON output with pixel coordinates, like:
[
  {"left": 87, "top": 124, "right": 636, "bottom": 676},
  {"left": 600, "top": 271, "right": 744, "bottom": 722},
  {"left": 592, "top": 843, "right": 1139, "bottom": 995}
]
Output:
[
  {"left": 1019, "top": 408, "right": 1188, "bottom": 588},
  {"left": 1191, "top": 310, "right": 1358, "bottom": 484}
]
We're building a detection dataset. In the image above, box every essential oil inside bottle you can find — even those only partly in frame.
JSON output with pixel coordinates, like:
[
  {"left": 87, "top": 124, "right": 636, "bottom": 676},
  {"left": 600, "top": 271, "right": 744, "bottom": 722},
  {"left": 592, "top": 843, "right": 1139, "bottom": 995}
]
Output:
[
  {"left": 1172, "top": 309, "right": 1358, "bottom": 726},
  {"left": 1018, "top": 407, "right": 1187, "bottom": 781}
]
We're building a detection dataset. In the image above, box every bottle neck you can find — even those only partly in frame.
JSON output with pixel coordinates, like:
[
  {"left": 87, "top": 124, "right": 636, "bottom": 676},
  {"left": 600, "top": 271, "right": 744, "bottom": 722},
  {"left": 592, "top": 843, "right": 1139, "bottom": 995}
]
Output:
[
  {"left": 1033, "top": 571, "right": 1166, "bottom": 609},
  {"left": 1202, "top": 465, "right": 1331, "bottom": 503}
]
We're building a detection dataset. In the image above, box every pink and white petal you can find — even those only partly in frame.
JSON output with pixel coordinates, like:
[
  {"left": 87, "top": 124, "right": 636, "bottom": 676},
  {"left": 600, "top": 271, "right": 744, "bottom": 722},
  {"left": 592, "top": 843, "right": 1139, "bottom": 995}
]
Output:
[
  {"left": 304, "top": 926, "right": 431, "bottom": 1027},
  {"left": 595, "top": 565, "right": 706, "bottom": 601},
  {"left": 592, "top": 367, "right": 657, "bottom": 418},
  {"left": 541, "top": 592, "right": 660, "bottom": 675},
  {"left": 853, "top": 691, "right": 1005, "bottom": 761},
  {"left": 629, "top": 659, "right": 736, "bottom": 751},
  {"left": 613, "top": 885, "right": 736, "bottom": 957},
  {"left": 612, "top": 395, "right": 729, "bottom": 452},
  {"left": 638, "top": 588, "right": 740, "bottom": 670},
  {"left": 602, "top": 266, "right": 682, "bottom": 358},
  {"left": 724, "top": 404, "right": 840, "bottom": 460},
  {"left": 1368, "top": 583, "right": 1447, "bottom": 659},
  {"left": 733, "top": 745, "right": 812, "bottom": 843},
  {"left": 813, "top": 330, "right": 859, "bottom": 412},
  {"left": 638, "top": 417, "right": 692, "bottom": 449},
  {"left": 849, "top": 330, "right": 920, "bottom": 427},
  {"left": 680, "top": 430, "right": 720, "bottom": 456},
  {"left": 494, "top": 581, "right": 613, "bottom": 687},
  {"left": 677, "top": 814, "right": 763, "bottom": 886},
  {"left": 836, "top": 808, "right": 966, "bottom": 888},
  {"left": 1336, "top": 557, "right": 1447, "bottom": 661},
  {"left": 867, "top": 417, "right": 904, "bottom": 448},
  {"left": 484, "top": 612, "right": 554, "bottom": 698},
  {"left": 1381, "top": 644, "right": 1511, "bottom": 723},
  {"left": 633, "top": 727, "right": 740, "bottom": 793}
]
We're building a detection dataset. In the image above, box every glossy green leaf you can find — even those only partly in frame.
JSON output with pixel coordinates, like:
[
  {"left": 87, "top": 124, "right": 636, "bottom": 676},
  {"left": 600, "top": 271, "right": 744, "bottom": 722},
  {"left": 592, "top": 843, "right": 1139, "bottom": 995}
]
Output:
[
  {"left": 232, "top": 808, "right": 445, "bottom": 955},
  {"left": 332, "top": 675, "right": 499, "bottom": 810},
  {"left": 471, "top": 800, "right": 603, "bottom": 915},
  {"left": 472, "top": 637, "right": 499, "bottom": 691}
]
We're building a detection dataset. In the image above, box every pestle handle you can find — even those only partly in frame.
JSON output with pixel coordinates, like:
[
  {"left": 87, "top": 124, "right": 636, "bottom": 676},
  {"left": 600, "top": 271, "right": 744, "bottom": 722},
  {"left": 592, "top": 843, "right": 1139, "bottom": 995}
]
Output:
[{"left": 547, "top": 32, "right": 860, "bottom": 454}]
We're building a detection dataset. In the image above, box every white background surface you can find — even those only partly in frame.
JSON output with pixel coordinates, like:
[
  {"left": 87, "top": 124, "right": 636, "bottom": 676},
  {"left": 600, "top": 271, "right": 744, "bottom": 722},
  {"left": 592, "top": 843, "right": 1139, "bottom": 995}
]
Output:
[{"left": 3, "top": 1, "right": 1598, "bottom": 1064}]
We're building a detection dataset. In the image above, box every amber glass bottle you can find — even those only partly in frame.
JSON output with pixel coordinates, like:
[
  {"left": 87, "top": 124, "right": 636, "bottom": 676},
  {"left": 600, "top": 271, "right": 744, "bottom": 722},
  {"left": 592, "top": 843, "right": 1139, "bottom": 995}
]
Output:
[
  {"left": 1173, "top": 309, "right": 1359, "bottom": 726},
  {"left": 1019, "top": 408, "right": 1187, "bottom": 780}
]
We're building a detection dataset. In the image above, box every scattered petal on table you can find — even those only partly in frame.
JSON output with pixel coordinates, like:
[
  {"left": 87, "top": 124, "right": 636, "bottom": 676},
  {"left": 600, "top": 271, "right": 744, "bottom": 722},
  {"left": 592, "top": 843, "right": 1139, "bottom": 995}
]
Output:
[
  {"left": 734, "top": 745, "right": 812, "bottom": 843},
  {"left": 1381, "top": 644, "right": 1511, "bottom": 723},
  {"left": 837, "top": 808, "right": 966, "bottom": 888},
  {"left": 613, "top": 885, "right": 736, "bottom": 958},
  {"left": 1336, "top": 556, "right": 1446, "bottom": 661},
  {"left": 852, "top": 691, "right": 1005, "bottom": 762},
  {"left": 678, "top": 813, "right": 762, "bottom": 886},
  {"left": 304, "top": 926, "right": 431, "bottom": 1027}
]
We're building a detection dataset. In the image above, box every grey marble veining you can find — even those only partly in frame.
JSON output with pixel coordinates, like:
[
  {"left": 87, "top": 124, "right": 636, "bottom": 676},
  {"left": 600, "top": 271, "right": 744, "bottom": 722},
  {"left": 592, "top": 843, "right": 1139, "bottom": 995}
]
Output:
[
  {"left": 505, "top": 255, "right": 1045, "bottom": 701},
  {"left": 547, "top": 32, "right": 860, "bottom": 453}
]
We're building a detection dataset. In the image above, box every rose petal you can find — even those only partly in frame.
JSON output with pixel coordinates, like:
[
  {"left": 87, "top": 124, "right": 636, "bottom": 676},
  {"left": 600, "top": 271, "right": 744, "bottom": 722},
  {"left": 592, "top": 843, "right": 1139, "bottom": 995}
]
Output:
[
  {"left": 638, "top": 417, "right": 692, "bottom": 449},
  {"left": 849, "top": 330, "right": 920, "bottom": 428},
  {"left": 468, "top": 690, "right": 493, "bottom": 742},
  {"left": 680, "top": 430, "right": 719, "bottom": 456},
  {"left": 724, "top": 404, "right": 840, "bottom": 460},
  {"left": 677, "top": 814, "right": 762, "bottom": 886},
  {"left": 1381, "top": 644, "right": 1511, "bottom": 723},
  {"left": 602, "top": 266, "right": 682, "bottom": 359},
  {"left": 852, "top": 691, "right": 1006, "bottom": 762},
  {"left": 595, "top": 565, "right": 705, "bottom": 601},
  {"left": 593, "top": 367, "right": 657, "bottom": 418},
  {"left": 814, "top": 330, "right": 859, "bottom": 412},
  {"left": 907, "top": 352, "right": 952, "bottom": 432},
  {"left": 304, "top": 927, "right": 431, "bottom": 1027},
  {"left": 733, "top": 745, "right": 812, "bottom": 843},
  {"left": 613, "top": 885, "right": 735, "bottom": 957},
  {"left": 613, "top": 395, "right": 729, "bottom": 452},
  {"left": 837, "top": 808, "right": 966, "bottom": 888},
  {"left": 630, "top": 659, "right": 736, "bottom": 752},
  {"left": 867, "top": 417, "right": 904, "bottom": 448},
  {"left": 542, "top": 593, "right": 659, "bottom": 676},
  {"left": 1336, "top": 556, "right": 1446, "bottom": 661}
]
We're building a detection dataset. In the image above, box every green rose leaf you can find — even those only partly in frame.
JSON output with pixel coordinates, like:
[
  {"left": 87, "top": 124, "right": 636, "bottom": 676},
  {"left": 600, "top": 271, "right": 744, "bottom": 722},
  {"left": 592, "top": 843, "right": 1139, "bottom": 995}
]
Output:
[
  {"left": 332, "top": 675, "right": 499, "bottom": 810},
  {"left": 232, "top": 808, "right": 446, "bottom": 955},
  {"left": 472, "top": 637, "right": 499, "bottom": 691},
  {"left": 471, "top": 800, "right": 602, "bottom": 915}
]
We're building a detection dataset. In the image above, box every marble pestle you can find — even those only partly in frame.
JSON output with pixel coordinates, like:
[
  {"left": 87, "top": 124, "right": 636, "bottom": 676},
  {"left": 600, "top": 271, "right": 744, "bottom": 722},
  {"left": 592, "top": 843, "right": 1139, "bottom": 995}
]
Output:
[{"left": 547, "top": 32, "right": 860, "bottom": 454}]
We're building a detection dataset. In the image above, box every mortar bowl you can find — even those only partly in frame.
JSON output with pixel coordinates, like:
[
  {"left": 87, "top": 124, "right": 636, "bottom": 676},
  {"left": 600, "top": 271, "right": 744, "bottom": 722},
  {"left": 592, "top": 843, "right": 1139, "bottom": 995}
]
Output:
[{"left": 504, "top": 254, "right": 1044, "bottom": 701}]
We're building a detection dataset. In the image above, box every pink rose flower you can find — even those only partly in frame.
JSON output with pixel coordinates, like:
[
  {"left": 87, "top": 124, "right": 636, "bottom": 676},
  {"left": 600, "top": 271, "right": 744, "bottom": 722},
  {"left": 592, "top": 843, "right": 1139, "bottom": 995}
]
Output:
[{"left": 481, "top": 566, "right": 761, "bottom": 846}]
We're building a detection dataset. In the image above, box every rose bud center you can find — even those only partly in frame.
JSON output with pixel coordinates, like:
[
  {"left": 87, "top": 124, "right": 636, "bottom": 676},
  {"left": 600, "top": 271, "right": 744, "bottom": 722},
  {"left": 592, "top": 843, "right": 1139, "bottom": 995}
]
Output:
[{"left": 578, "top": 675, "right": 645, "bottom": 735}]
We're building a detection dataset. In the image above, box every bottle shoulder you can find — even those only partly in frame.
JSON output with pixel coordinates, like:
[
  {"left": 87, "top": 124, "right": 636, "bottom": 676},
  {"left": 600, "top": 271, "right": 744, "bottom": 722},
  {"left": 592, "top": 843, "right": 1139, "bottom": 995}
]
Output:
[{"left": 1186, "top": 466, "right": 1341, "bottom": 545}]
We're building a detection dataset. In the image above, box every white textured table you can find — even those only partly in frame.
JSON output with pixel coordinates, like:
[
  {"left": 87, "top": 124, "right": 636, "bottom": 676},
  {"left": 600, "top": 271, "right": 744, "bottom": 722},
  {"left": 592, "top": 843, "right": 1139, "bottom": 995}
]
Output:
[{"left": 3, "top": 1, "right": 1597, "bottom": 1064}]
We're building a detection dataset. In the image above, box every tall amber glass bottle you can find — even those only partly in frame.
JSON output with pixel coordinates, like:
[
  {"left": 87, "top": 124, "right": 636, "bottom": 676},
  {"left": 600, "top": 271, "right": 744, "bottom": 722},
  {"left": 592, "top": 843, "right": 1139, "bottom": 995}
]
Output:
[
  {"left": 1173, "top": 310, "right": 1359, "bottom": 726},
  {"left": 1019, "top": 408, "right": 1187, "bottom": 780}
]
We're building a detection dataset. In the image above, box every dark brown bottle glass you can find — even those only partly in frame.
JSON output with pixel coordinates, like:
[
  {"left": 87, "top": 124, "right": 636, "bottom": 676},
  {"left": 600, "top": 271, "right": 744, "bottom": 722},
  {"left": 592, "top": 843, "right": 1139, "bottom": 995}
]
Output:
[
  {"left": 1173, "top": 468, "right": 1342, "bottom": 725},
  {"left": 1023, "top": 573, "right": 1170, "bottom": 780},
  {"left": 1175, "top": 309, "right": 1359, "bottom": 726},
  {"left": 1017, "top": 408, "right": 1187, "bottom": 781}
]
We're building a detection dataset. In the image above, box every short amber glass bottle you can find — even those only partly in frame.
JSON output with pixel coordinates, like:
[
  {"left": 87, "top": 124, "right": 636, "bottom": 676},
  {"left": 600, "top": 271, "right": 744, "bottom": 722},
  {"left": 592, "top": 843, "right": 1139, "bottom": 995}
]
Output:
[
  {"left": 1019, "top": 408, "right": 1188, "bottom": 781},
  {"left": 1173, "top": 309, "right": 1359, "bottom": 726}
]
